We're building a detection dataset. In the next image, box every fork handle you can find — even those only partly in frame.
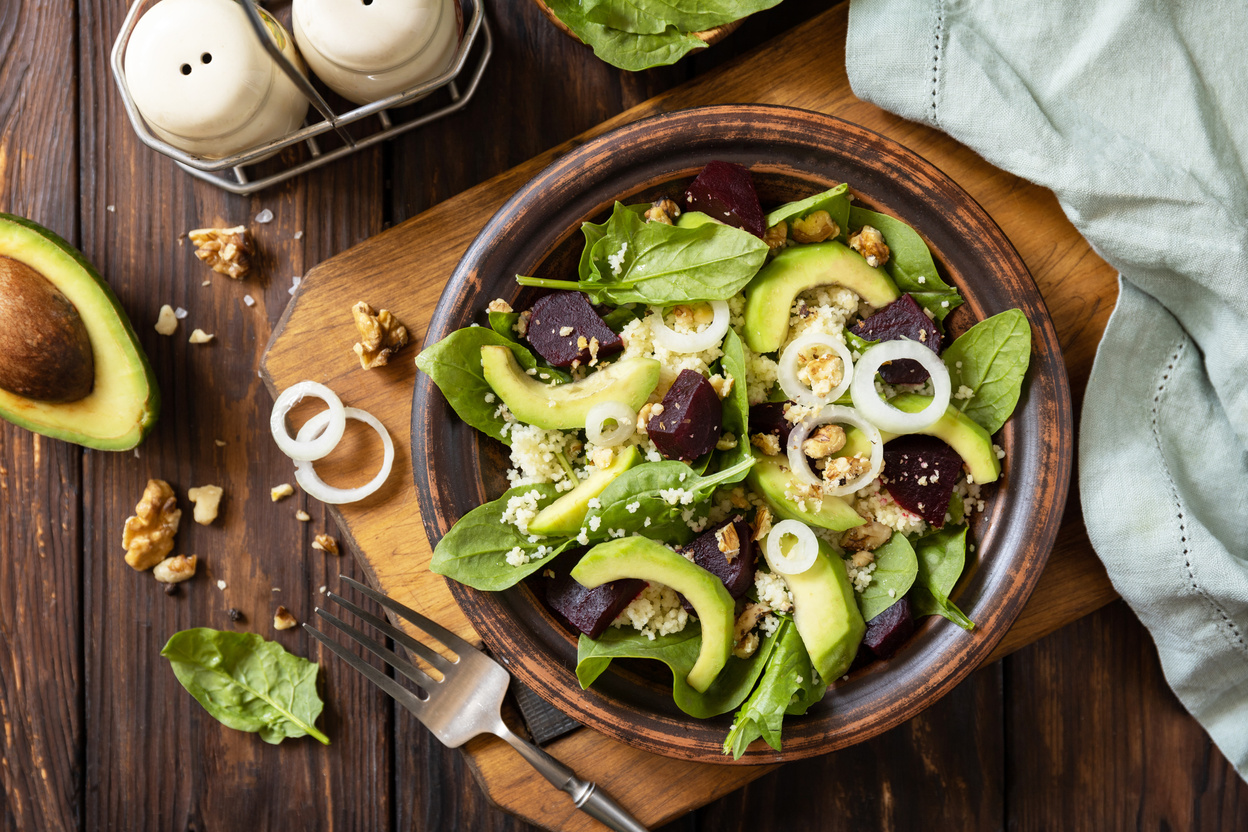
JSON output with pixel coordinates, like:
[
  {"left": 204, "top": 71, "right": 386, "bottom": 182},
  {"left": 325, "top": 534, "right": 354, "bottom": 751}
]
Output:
[{"left": 495, "top": 726, "right": 650, "bottom": 832}]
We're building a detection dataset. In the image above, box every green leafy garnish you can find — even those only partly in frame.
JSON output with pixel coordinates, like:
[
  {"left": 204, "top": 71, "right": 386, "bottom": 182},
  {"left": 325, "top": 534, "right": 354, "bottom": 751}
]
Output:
[
  {"left": 161, "top": 628, "right": 329, "bottom": 745},
  {"left": 911, "top": 524, "right": 976, "bottom": 631},
  {"left": 723, "top": 618, "right": 825, "bottom": 758},
  {"left": 764, "top": 183, "right": 851, "bottom": 237},
  {"left": 716, "top": 328, "right": 752, "bottom": 471},
  {"left": 581, "top": 0, "right": 782, "bottom": 35},
  {"left": 542, "top": 0, "right": 706, "bottom": 71},
  {"left": 849, "top": 206, "right": 963, "bottom": 322},
  {"left": 854, "top": 531, "right": 918, "bottom": 622},
  {"left": 942, "top": 309, "right": 1032, "bottom": 434}
]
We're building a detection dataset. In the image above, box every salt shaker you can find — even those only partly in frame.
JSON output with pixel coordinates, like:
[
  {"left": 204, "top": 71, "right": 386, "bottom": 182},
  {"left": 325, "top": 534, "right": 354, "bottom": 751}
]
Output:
[
  {"left": 123, "top": 0, "right": 310, "bottom": 160},
  {"left": 292, "top": 0, "right": 458, "bottom": 105}
]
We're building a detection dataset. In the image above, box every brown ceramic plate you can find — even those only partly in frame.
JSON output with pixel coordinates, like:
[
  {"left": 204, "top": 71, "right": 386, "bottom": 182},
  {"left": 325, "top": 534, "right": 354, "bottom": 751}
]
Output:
[{"left": 411, "top": 105, "right": 1072, "bottom": 763}]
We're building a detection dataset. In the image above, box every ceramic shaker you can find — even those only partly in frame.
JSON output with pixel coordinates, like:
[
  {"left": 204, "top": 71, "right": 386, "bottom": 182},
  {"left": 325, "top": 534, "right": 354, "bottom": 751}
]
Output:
[{"left": 124, "top": 0, "right": 310, "bottom": 159}]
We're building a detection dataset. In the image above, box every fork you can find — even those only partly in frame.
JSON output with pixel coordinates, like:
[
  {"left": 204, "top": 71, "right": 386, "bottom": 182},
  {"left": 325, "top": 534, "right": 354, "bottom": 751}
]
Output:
[{"left": 307, "top": 575, "right": 650, "bottom": 832}]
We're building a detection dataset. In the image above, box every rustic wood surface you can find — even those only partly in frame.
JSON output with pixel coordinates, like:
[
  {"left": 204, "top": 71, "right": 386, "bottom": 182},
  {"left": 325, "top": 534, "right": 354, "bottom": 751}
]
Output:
[{"left": 1, "top": 3, "right": 1246, "bottom": 832}]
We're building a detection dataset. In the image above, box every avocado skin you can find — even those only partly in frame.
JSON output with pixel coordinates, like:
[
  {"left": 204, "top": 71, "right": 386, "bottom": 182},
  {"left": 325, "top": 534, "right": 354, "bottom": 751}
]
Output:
[
  {"left": 0, "top": 213, "right": 159, "bottom": 450},
  {"left": 746, "top": 451, "right": 865, "bottom": 532},
  {"left": 782, "top": 541, "right": 866, "bottom": 681}
]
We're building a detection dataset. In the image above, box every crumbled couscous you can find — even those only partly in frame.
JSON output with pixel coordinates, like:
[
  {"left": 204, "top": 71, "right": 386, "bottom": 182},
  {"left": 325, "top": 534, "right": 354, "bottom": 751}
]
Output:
[{"left": 612, "top": 582, "right": 689, "bottom": 640}]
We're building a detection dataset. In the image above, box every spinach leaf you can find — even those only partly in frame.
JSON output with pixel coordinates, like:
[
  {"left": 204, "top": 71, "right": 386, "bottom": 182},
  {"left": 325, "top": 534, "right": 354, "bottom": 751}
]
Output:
[
  {"left": 576, "top": 620, "right": 780, "bottom": 718},
  {"left": 488, "top": 310, "right": 521, "bottom": 342},
  {"left": 723, "top": 618, "right": 822, "bottom": 759},
  {"left": 601, "top": 304, "right": 641, "bottom": 333},
  {"left": 581, "top": 0, "right": 782, "bottom": 35},
  {"left": 542, "top": 0, "right": 706, "bottom": 71},
  {"left": 429, "top": 483, "right": 576, "bottom": 590},
  {"left": 161, "top": 628, "right": 329, "bottom": 745},
  {"left": 941, "top": 309, "right": 1032, "bottom": 434},
  {"left": 849, "top": 206, "right": 963, "bottom": 322},
  {"left": 716, "top": 329, "right": 752, "bottom": 471},
  {"left": 855, "top": 531, "right": 918, "bottom": 622},
  {"left": 910, "top": 524, "right": 976, "bottom": 631},
  {"left": 764, "top": 183, "right": 851, "bottom": 238}
]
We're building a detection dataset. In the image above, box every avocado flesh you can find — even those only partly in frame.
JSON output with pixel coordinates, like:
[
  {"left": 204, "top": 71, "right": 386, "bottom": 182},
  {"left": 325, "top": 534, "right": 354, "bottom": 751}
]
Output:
[
  {"left": 480, "top": 345, "right": 659, "bottom": 430},
  {"left": 0, "top": 214, "right": 158, "bottom": 450},
  {"left": 779, "top": 541, "right": 866, "bottom": 681},
  {"left": 675, "top": 211, "right": 717, "bottom": 229},
  {"left": 571, "top": 537, "right": 735, "bottom": 693},
  {"left": 746, "top": 451, "right": 865, "bottom": 532},
  {"left": 742, "top": 242, "right": 900, "bottom": 354},
  {"left": 838, "top": 393, "right": 1000, "bottom": 484},
  {"left": 528, "top": 445, "right": 641, "bottom": 536}
]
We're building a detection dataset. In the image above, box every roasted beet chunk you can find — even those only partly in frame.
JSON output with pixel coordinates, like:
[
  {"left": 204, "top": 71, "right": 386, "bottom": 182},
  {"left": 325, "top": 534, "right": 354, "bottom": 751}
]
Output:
[
  {"left": 748, "top": 401, "right": 795, "bottom": 449},
  {"left": 648, "top": 369, "right": 723, "bottom": 461},
  {"left": 682, "top": 161, "right": 765, "bottom": 238},
  {"left": 545, "top": 561, "right": 645, "bottom": 639},
  {"left": 851, "top": 294, "right": 942, "bottom": 384},
  {"left": 862, "top": 596, "right": 915, "bottom": 659},
  {"left": 525, "top": 292, "right": 623, "bottom": 368},
  {"left": 681, "top": 517, "right": 755, "bottom": 599},
  {"left": 880, "top": 435, "right": 964, "bottom": 526}
]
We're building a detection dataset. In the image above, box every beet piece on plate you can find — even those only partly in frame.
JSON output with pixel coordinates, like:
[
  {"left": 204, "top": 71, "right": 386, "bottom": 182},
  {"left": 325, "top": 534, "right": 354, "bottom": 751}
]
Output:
[
  {"left": 681, "top": 516, "right": 755, "bottom": 599},
  {"left": 648, "top": 369, "right": 723, "bottom": 461},
  {"left": 545, "top": 566, "right": 645, "bottom": 640},
  {"left": 682, "top": 160, "right": 765, "bottom": 238},
  {"left": 748, "top": 401, "right": 795, "bottom": 449},
  {"left": 880, "top": 434, "right": 964, "bottom": 526},
  {"left": 526, "top": 291, "right": 623, "bottom": 368},
  {"left": 862, "top": 596, "right": 915, "bottom": 659},
  {"left": 851, "top": 294, "right": 942, "bottom": 384}
]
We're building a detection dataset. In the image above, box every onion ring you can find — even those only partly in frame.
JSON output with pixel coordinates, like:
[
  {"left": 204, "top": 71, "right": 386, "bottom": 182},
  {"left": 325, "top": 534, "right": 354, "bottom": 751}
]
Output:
[
  {"left": 787, "top": 404, "right": 884, "bottom": 497},
  {"left": 270, "top": 380, "right": 347, "bottom": 462},
  {"left": 778, "top": 330, "right": 854, "bottom": 407},
  {"left": 585, "top": 401, "right": 636, "bottom": 447},
  {"left": 849, "top": 339, "right": 951, "bottom": 433},
  {"left": 764, "top": 519, "right": 819, "bottom": 575},
  {"left": 649, "top": 300, "right": 730, "bottom": 353},
  {"left": 293, "top": 406, "right": 394, "bottom": 504}
]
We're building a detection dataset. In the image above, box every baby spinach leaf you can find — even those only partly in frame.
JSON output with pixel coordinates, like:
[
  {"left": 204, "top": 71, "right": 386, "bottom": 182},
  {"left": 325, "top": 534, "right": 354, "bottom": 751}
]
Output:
[
  {"left": 161, "top": 628, "right": 329, "bottom": 745},
  {"left": 849, "top": 206, "right": 963, "bottom": 322},
  {"left": 581, "top": 0, "right": 782, "bottom": 35},
  {"left": 429, "top": 483, "right": 575, "bottom": 591},
  {"left": 716, "top": 329, "right": 752, "bottom": 471},
  {"left": 488, "top": 310, "right": 521, "bottom": 342},
  {"left": 601, "top": 304, "right": 641, "bottom": 333},
  {"left": 764, "top": 183, "right": 851, "bottom": 239},
  {"left": 941, "top": 309, "right": 1032, "bottom": 434},
  {"left": 910, "top": 524, "right": 976, "bottom": 631},
  {"left": 855, "top": 531, "right": 918, "bottom": 622},
  {"left": 723, "top": 618, "right": 821, "bottom": 759},
  {"left": 542, "top": 0, "right": 705, "bottom": 71}
]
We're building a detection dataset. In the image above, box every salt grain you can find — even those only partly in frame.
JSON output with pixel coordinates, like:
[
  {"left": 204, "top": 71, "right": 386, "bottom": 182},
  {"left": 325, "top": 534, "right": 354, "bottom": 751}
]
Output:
[
  {"left": 243, "top": 294, "right": 255, "bottom": 307},
  {"left": 217, "top": 580, "right": 227, "bottom": 590},
  {"left": 255, "top": 208, "right": 274, "bottom": 224},
  {"left": 174, "top": 307, "right": 188, "bottom": 319}
]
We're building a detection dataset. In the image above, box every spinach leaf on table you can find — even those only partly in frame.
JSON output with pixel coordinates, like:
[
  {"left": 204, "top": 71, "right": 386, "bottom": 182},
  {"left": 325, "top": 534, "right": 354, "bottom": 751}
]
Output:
[
  {"left": 581, "top": 0, "right": 783, "bottom": 36},
  {"left": 855, "top": 531, "right": 918, "bottom": 622},
  {"left": 542, "top": 0, "right": 706, "bottom": 71},
  {"left": 941, "top": 309, "right": 1032, "bottom": 434},
  {"left": 849, "top": 206, "right": 963, "bottom": 323},
  {"left": 723, "top": 617, "right": 823, "bottom": 759},
  {"left": 910, "top": 524, "right": 976, "bottom": 631},
  {"left": 161, "top": 628, "right": 329, "bottom": 745},
  {"left": 764, "top": 183, "right": 851, "bottom": 238},
  {"left": 429, "top": 483, "right": 575, "bottom": 591}
]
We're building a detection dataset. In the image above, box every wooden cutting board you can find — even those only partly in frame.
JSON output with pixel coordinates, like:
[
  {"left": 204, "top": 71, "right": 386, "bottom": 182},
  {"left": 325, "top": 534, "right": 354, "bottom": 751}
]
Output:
[{"left": 261, "top": 5, "right": 1120, "bottom": 829}]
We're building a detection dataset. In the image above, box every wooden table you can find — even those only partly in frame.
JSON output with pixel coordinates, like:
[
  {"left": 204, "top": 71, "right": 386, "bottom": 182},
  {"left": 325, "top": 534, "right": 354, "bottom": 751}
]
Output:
[{"left": 2, "top": 2, "right": 1246, "bottom": 831}]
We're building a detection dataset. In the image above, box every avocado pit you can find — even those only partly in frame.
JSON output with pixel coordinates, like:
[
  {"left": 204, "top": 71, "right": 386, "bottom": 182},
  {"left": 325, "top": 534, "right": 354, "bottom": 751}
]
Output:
[{"left": 0, "top": 255, "right": 95, "bottom": 402}]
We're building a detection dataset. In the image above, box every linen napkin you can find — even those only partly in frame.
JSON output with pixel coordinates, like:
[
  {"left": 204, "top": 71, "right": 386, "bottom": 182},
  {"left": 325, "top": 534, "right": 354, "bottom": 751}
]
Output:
[{"left": 845, "top": 0, "right": 1248, "bottom": 777}]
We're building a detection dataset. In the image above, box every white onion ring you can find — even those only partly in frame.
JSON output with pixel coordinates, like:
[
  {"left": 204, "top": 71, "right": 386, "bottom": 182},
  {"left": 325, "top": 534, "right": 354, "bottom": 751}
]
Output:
[
  {"left": 778, "top": 330, "right": 854, "bottom": 407},
  {"left": 649, "top": 300, "right": 730, "bottom": 353},
  {"left": 849, "top": 339, "right": 951, "bottom": 433},
  {"left": 293, "top": 406, "right": 394, "bottom": 504},
  {"left": 270, "top": 381, "right": 347, "bottom": 462},
  {"left": 585, "top": 401, "right": 636, "bottom": 446},
  {"left": 764, "top": 519, "right": 819, "bottom": 575},
  {"left": 787, "top": 404, "right": 884, "bottom": 497}
]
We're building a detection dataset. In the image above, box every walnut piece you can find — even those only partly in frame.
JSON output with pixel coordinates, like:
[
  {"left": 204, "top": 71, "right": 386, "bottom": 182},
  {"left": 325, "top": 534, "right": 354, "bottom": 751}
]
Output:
[
  {"left": 188, "top": 328, "right": 214, "bottom": 344},
  {"left": 188, "top": 225, "right": 252, "bottom": 279},
  {"left": 715, "top": 433, "right": 738, "bottom": 451},
  {"left": 732, "top": 601, "right": 771, "bottom": 658},
  {"left": 312, "top": 533, "right": 339, "bottom": 555},
  {"left": 762, "top": 221, "right": 788, "bottom": 253},
  {"left": 708, "top": 373, "right": 734, "bottom": 399},
  {"left": 187, "top": 485, "right": 223, "bottom": 525},
  {"left": 797, "top": 352, "right": 844, "bottom": 400},
  {"left": 823, "top": 455, "right": 872, "bottom": 489},
  {"left": 295, "top": 509, "right": 311, "bottom": 522},
  {"left": 590, "top": 446, "right": 616, "bottom": 470},
  {"left": 644, "top": 197, "right": 682, "bottom": 225},
  {"left": 487, "top": 298, "right": 513, "bottom": 314},
  {"left": 749, "top": 433, "right": 780, "bottom": 457},
  {"left": 270, "top": 483, "right": 294, "bottom": 501},
  {"left": 153, "top": 554, "right": 198, "bottom": 584},
  {"left": 715, "top": 523, "right": 741, "bottom": 561},
  {"left": 790, "top": 210, "right": 839, "bottom": 244},
  {"left": 841, "top": 520, "right": 893, "bottom": 552},
  {"left": 154, "top": 304, "right": 178, "bottom": 336},
  {"left": 752, "top": 506, "right": 773, "bottom": 542},
  {"left": 849, "top": 224, "right": 890, "bottom": 268},
  {"left": 636, "top": 402, "right": 664, "bottom": 435},
  {"left": 273, "top": 606, "right": 298, "bottom": 630},
  {"left": 352, "top": 301, "right": 410, "bottom": 369},
  {"left": 122, "top": 479, "right": 181, "bottom": 570},
  {"left": 802, "top": 424, "right": 847, "bottom": 459}
]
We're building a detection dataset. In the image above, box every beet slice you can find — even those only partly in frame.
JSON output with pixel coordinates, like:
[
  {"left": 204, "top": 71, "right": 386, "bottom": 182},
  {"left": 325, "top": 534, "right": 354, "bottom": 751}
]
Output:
[
  {"left": 526, "top": 291, "right": 623, "bottom": 368},
  {"left": 880, "top": 435, "right": 964, "bottom": 526},
  {"left": 543, "top": 551, "right": 645, "bottom": 639},
  {"left": 682, "top": 161, "right": 765, "bottom": 238},
  {"left": 851, "top": 294, "right": 942, "bottom": 384},
  {"left": 748, "top": 401, "right": 795, "bottom": 449},
  {"left": 863, "top": 596, "right": 915, "bottom": 659},
  {"left": 681, "top": 516, "right": 755, "bottom": 600},
  {"left": 649, "top": 369, "right": 722, "bottom": 461}
]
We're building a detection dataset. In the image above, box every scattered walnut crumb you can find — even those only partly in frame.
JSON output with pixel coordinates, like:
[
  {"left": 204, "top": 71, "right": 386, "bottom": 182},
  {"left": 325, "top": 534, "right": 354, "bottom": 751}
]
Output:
[
  {"left": 213, "top": 439, "right": 227, "bottom": 447},
  {"left": 750, "top": 433, "right": 781, "bottom": 457},
  {"left": 644, "top": 197, "right": 681, "bottom": 225},
  {"left": 270, "top": 483, "right": 294, "bottom": 501},
  {"left": 187, "top": 485, "right": 223, "bottom": 525},
  {"left": 715, "top": 523, "right": 740, "bottom": 561},
  {"left": 153, "top": 554, "right": 198, "bottom": 584},
  {"left": 122, "top": 479, "right": 181, "bottom": 570},
  {"left": 154, "top": 304, "right": 178, "bottom": 336},
  {"left": 312, "top": 534, "right": 339, "bottom": 555},
  {"left": 850, "top": 550, "right": 876, "bottom": 568},
  {"left": 516, "top": 310, "right": 531, "bottom": 337},
  {"left": 189, "top": 225, "right": 252, "bottom": 279},
  {"left": 295, "top": 509, "right": 311, "bottom": 522},
  {"left": 801, "top": 424, "right": 847, "bottom": 459},
  {"left": 789, "top": 210, "right": 839, "bottom": 244},
  {"left": 590, "top": 446, "right": 616, "bottom": 470},
  {"left": 841, "top": 520, "right": 893, "bottom": 552},
  {"left": 732, "top": 602, "right": 771, "bottom": 658},
  {"left": 715, "top": 433, "right": 738, "bottom": 451},
  {"left": 762, "top": 221, "right": 788, "bottom": 253},
  {"left": 559, "top": 325, "right": 575, "bottom": 337},
  {"left": 823, "top": 455, "right": 872, "bottom": 488},
  {"left": 636, "top": 402, "right": 664, "bottom": 435},
  {"left": 273, "top": 606, "right": 297, "bottom": 630},
  {"left": 487, "top": 298, "right": 513, "bottom": 314},
  {"left": 352, "top": 301, "right": 409, "bottom": 369},
  {"left": 188, "top": 328, "right": 214, "bottom": 344},
  {"left": 752, "top": 506, "right": 773, "bottom": 542},
  {"left": 849, "top": 224, "right": 890, "bottom": 268},
  {"left": 708, "top": 373, "right": 734, "bottom": 399}
]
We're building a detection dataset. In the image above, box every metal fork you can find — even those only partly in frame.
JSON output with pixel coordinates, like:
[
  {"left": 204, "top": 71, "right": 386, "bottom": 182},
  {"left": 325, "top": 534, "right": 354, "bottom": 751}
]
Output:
[{"left": 306, "top": 576, "right": 649, "bottom": 832}]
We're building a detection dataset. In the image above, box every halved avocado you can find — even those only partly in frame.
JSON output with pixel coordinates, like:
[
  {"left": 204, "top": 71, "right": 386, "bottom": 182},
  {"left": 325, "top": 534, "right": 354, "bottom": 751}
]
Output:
[
  {"left": 571, "top": 537, "right": 734, "bottom": 693},
  {"left": 528, "top": 445, "right": 642, "bottom": 536},
  {"left": 780, "top": 540, "right": 866, "bottom": 681},
  {"left": 746, "top": 451, "right": 865, "bottom": 532},
  {"left": 838, "top": 393, "right": 1000, "bottom": 484},
  {"left": 742, "top": 242, "right": 900, "bottom": 353},
  {"left": 480, "top": 345, "right": 659, "bottom": 430},
  {"left": 0, "top": 214, "right": 158, "bottom": 450}
]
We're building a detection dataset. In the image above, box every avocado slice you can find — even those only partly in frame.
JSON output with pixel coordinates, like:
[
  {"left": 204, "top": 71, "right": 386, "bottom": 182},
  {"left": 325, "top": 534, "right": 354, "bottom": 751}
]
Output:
[
  {"left": 0, "top": 214, "right": 158, "bottom": 450},
  {"left": 746, "top": 451, "right": 865, "bottom": 532},
  {"left": 742, "top": 242, "right": 900, "bottom": 354},
  {"left": 838, "top": 393, "right": 1000, "bottom": 484},
  {"left": 571, "top": 537, "right": 735, "bottom": 693},
  {"left": 780, "top": 540, "right": 866, "bottom": 681},
  {"left": 528, "top": 445, "right": 642, "bottom": 536},
  {"left": 675, "top": 211, "right": 717, "bottom": 229},
  {"left": 480, "top": 345, "right": 659, "bottom": 430}
]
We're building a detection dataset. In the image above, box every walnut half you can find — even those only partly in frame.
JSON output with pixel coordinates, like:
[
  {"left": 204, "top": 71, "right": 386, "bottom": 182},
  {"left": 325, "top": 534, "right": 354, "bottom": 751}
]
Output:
[
  {"left": 122, "top": 479, "right": 181, "bottom": 570},
  {"left": 352, "top": 301, "right": 410, "bottom": 369},
  {"left": 153, "top": 554, "right": 198, "bottom": 584},
  {"left": 188, "top": 226, "right": 252, "bottom": 279}
]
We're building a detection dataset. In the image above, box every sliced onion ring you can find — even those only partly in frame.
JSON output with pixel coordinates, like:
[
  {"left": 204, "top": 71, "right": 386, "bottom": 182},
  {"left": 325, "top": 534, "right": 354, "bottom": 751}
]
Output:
[
  {"left": 649, "top": 300, "right": 730, "bottom": 353},
  {"left": 849, "top": 339, "right": 951, "bottom": 433},
  {"left": 585, "top": 401, "right": 636, "bottom": 446},
  {"left": 787, "top": 404, "right": 884, "bottom": 497},
  {"left": 293, "top": 406, "right": 394, "bottom": 504},
  {"left": 270, "top": 381, "right": 347, "bottom": 461},
  {"left": 764, "top": 519, "right": 819, "bottom": 575},
  {"left": 778, "top": 330, "right": 854, "bottom": 406}
]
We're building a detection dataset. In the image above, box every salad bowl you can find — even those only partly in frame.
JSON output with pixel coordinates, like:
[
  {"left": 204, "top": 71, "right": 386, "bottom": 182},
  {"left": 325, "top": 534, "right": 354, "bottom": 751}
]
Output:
[{"left": 411, "top": 104, "right": 1072, "bottom": 763}]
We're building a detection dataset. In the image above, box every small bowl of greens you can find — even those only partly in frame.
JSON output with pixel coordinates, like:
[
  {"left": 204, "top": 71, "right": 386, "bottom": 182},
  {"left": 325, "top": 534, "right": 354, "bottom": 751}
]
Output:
[{"left": 412, "top": 104, "right": 1072, "bottom": 763}]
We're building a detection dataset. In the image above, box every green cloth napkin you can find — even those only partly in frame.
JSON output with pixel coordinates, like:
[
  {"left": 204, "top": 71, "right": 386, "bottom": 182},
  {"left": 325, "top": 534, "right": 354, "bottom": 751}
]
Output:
[{"left": 846, "top": 0, "right": 1248, "bottom": 777}]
